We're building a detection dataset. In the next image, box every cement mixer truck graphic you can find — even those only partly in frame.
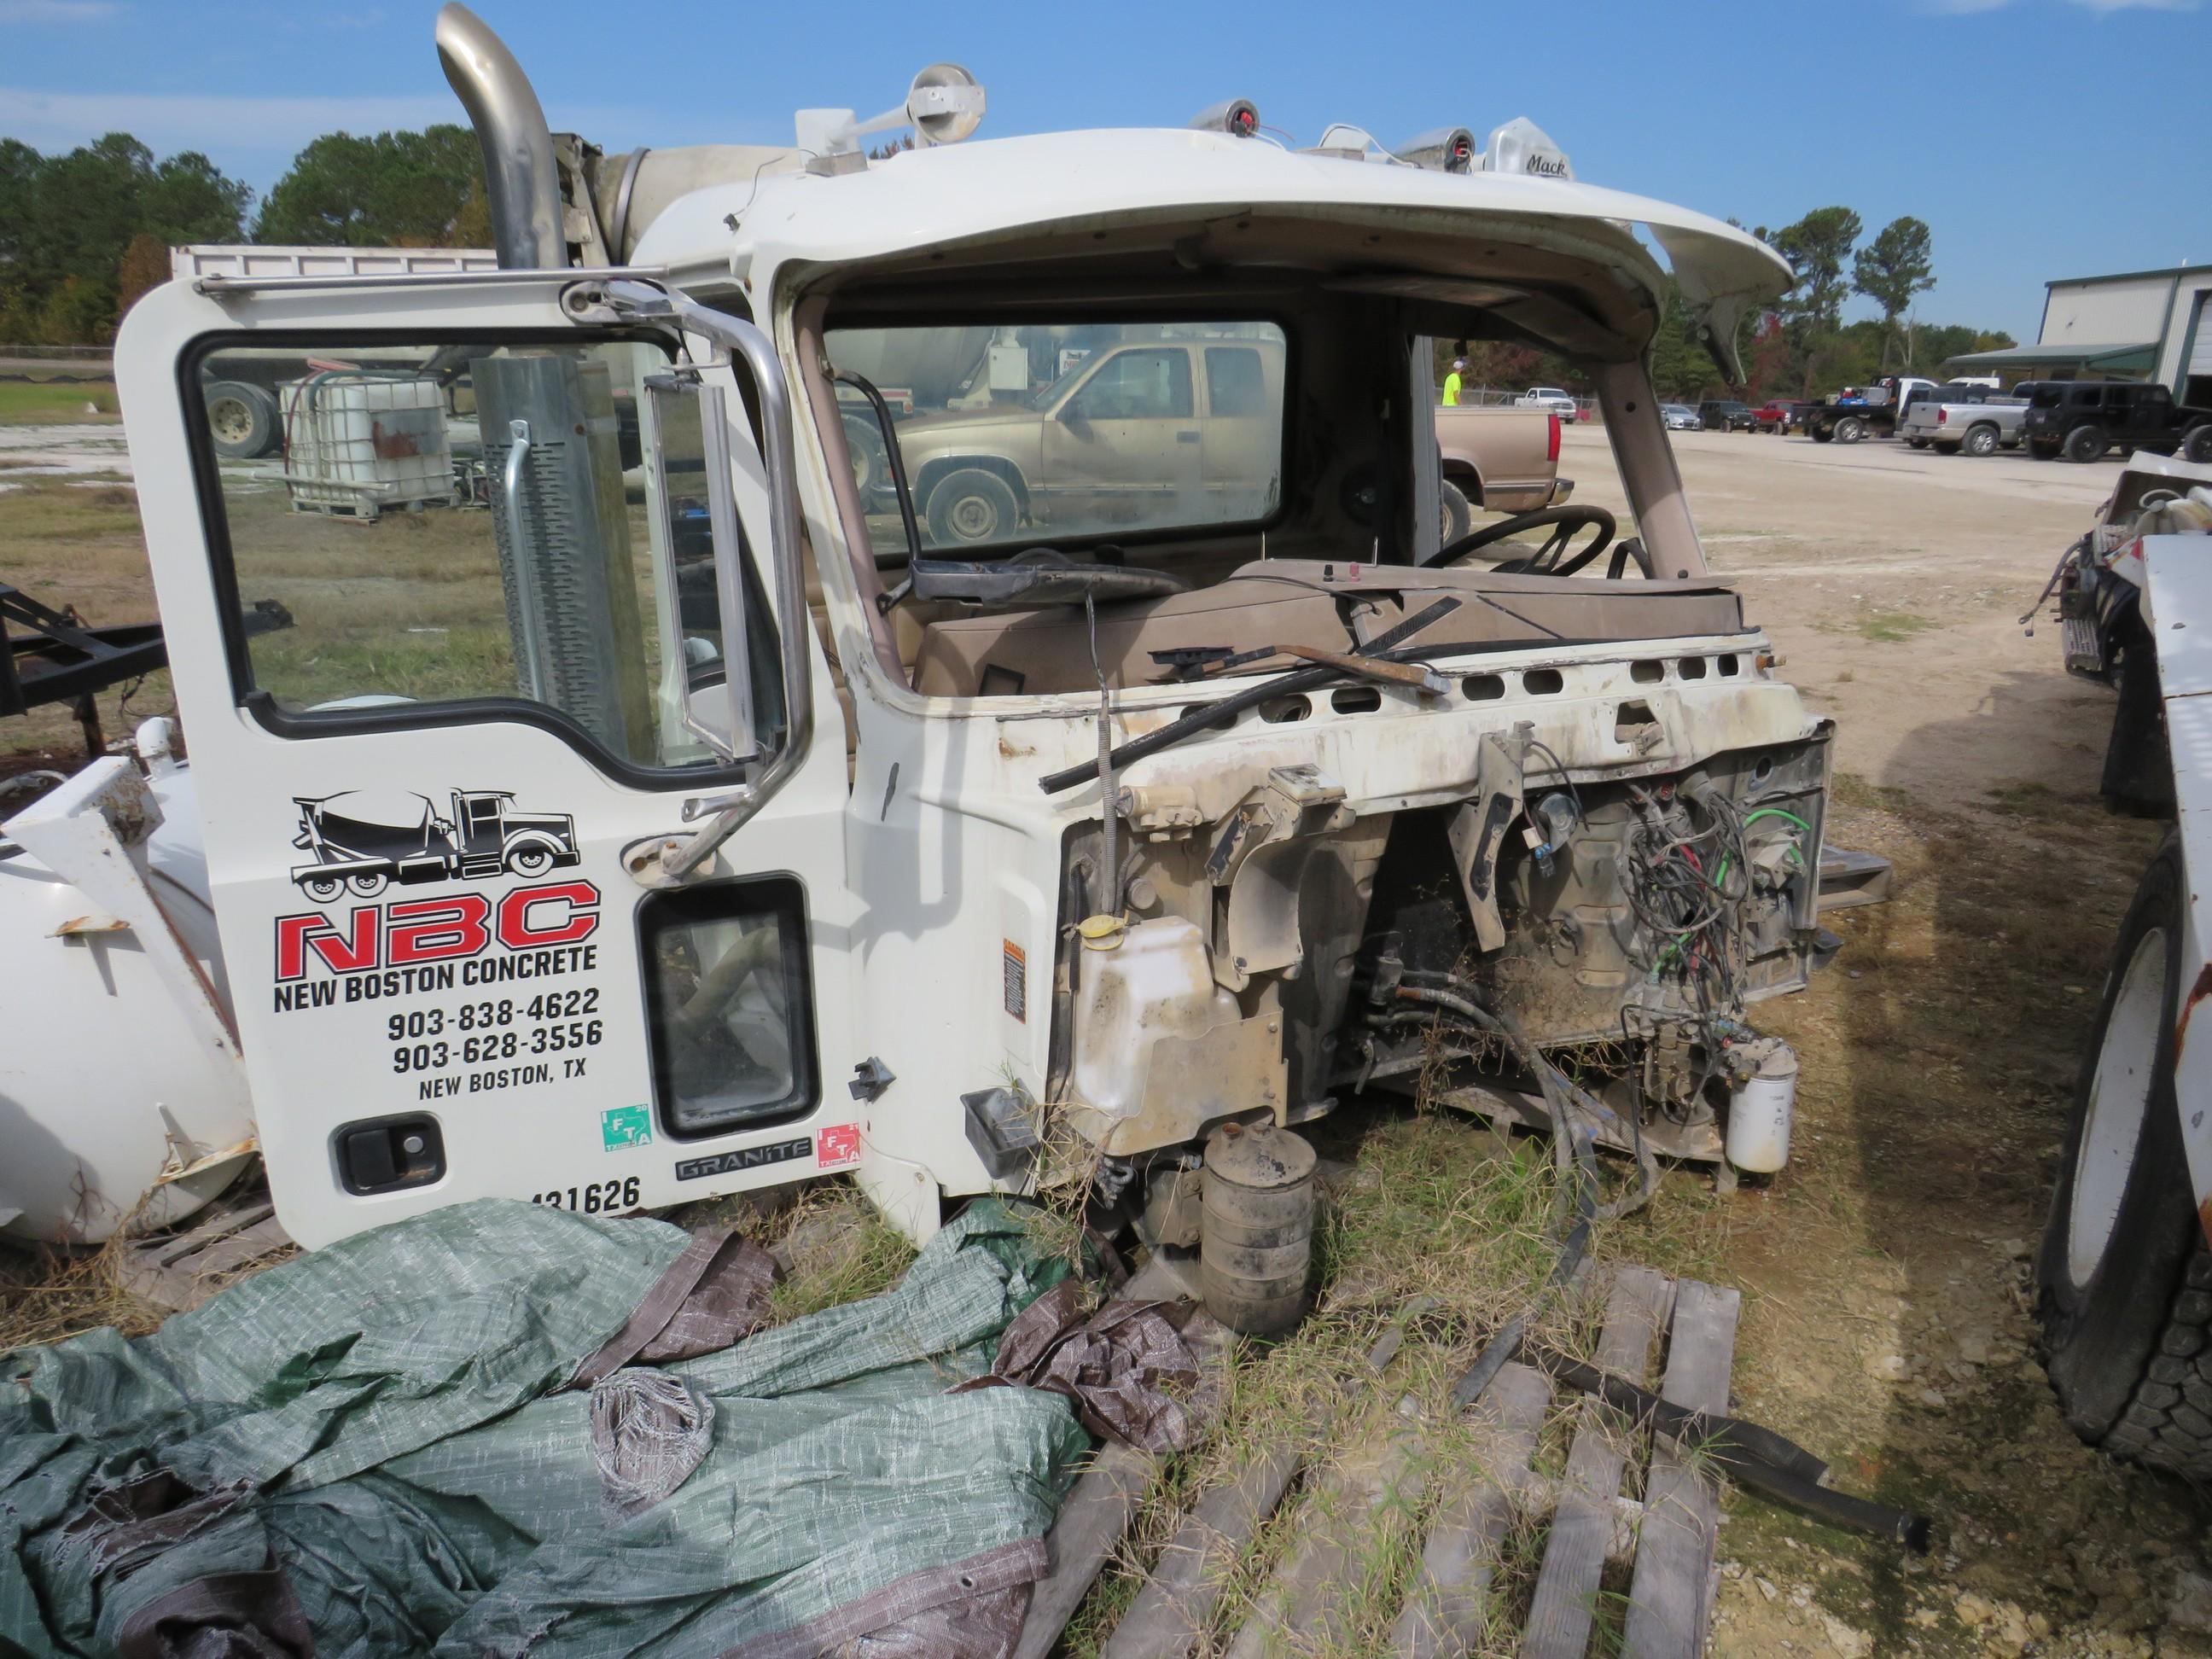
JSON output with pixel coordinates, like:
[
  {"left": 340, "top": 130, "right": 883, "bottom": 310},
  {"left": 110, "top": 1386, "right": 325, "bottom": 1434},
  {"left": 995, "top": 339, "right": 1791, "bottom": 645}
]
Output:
[{"left": 288, "top": 789, "right": 579, "bottom": 901}]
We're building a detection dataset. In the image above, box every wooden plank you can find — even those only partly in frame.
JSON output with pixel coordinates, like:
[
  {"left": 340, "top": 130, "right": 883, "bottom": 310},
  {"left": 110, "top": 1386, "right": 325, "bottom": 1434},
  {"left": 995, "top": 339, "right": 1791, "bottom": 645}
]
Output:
[
  {"left": 1622, "top": 1278, "right": 1742, "bottom": 1659},
  {"left": 1387, "top": 1359, "right": 1552, "bottom": 1658},
  {"left": 1520, "top": 1266, "right": 1674, "bottom": 1659},
  {"left": 1098, "top": 1444, "right": 1301, "bottom": 1659},
  {"left": 1015, "top": 1442, "right": 1156, "bottom": 1659},
  {"left": 177, "top": 1214, "right": 291, "bottom": 1284},
  {"left": 1223, "top": 1426, "right": 1427, "bottom": 1659}
]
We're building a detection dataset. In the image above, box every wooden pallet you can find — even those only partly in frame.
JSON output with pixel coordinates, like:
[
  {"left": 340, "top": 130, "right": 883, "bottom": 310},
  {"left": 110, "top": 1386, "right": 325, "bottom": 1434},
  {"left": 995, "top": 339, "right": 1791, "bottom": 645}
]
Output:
[
  {"left": 118, "top": 1193, "right": 294, "bottom": 1313},
  {"left": 1025, "top": 1264, "right": 1741, "bottom": 1658}
]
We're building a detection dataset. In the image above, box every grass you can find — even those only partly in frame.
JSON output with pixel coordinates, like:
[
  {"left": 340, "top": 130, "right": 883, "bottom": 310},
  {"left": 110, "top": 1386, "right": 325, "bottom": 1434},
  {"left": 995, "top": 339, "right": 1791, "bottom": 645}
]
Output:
[
  {"left": 0, "top": 379, "right": 118, "bottom": 423},
  {"left": 1852, "top": 610, "right": 1936, "bottom": 645}
]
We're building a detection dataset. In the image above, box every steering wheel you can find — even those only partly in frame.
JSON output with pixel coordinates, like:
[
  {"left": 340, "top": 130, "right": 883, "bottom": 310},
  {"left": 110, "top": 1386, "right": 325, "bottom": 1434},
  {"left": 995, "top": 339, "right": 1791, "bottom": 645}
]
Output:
[{"left": 1432, "top": 504, "right": 1620, "bottom": 577}]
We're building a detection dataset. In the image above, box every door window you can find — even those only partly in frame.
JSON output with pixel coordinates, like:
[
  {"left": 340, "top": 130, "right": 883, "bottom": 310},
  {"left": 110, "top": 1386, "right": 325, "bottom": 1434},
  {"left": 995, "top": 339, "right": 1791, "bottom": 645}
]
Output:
[
  {"left": 1068, "top": 348, "right": 1194, "bottom": 421},
  {"left": 191, "top": 337, "right": 774, "bottom": 775},
  {"left": 640, "top": 876, "right": 817, "bottom": 1136},
  {"left": 1206, "top": 346, "right": 1268, "bottom": 417}
]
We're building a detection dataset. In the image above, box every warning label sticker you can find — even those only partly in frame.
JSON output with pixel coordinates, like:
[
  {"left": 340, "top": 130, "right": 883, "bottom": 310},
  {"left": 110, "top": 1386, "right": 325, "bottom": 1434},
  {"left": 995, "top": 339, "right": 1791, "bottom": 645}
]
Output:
[{"left": 1002, "top": 940, "right": 1027, "bottom": 1023}]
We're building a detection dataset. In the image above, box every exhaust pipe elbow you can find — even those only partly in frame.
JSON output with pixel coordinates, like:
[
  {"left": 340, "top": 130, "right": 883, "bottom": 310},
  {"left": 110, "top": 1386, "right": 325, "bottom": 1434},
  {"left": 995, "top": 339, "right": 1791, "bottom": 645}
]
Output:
[{"left": 435, "top": 3, "right": 564, "bottom": 270}]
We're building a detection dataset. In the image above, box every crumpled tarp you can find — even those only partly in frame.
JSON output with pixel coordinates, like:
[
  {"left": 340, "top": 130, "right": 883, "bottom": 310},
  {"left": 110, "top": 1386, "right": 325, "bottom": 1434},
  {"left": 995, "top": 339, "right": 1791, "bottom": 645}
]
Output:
[{"left": 0, "top": 1196, "right": 1098, "bottom": 1659}]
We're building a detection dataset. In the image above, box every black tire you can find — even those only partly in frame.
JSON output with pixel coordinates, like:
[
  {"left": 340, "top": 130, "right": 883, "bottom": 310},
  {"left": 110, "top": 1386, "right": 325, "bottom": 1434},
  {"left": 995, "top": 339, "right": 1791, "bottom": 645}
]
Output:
[
  {"left": 1811, "top": 424, "right": 1834, "bottom": 444},
  {"left": 507, "top": 845, "right": 556, "bottom": 878},
  {"left": 1835, "top": 416, "right": 1866, "bottom": 445},
  {"left": 2184, "top": 424, "right": 2212, "bottom": 466},
  {"left": 925, "top": 467, "right": 1022, "bottom": 548},
  {"left": 2037, "top": 833, "right": 2212, "bottom": 1477},
  {"left": 2064, "top": 423, "right": 2109, "bottom": 464},
  {"left": 1439, "top": 478, "right": 1475, "bottom": 548},
  {"left": 1963, "top": 424, "right": 2000, "bottom": 459},
  {"left": 205, "top": 381, "right": 279, "bottom": 459},
  {"left": 841, "top": 410, "right": 891, "bottom": 503}
]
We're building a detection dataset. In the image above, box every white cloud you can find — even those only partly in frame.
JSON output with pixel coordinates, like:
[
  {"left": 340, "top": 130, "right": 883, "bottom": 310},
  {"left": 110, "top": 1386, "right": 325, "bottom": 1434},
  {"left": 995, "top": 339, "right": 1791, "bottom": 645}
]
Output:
[{"left": 0, "top": 0, "right": 119, "bottom": 20}]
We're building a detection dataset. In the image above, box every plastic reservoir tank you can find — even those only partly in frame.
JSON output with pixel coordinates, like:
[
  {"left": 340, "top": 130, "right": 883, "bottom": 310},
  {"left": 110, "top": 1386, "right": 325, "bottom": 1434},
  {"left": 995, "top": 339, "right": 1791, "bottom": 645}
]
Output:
[{"left": 1725, "top": 1037, "right": 1799, "bottom": 1174}]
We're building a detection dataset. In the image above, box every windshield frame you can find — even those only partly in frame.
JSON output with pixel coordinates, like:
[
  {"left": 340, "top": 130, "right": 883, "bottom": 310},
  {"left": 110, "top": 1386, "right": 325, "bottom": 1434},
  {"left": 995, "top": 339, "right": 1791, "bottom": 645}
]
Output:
[{"left": 822, "top": 310, "right": 1300, "bottom": 567}]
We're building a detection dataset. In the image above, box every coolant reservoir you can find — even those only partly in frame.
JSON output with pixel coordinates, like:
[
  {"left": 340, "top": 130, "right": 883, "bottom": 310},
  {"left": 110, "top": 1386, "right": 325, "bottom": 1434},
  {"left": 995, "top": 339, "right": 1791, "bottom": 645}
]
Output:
[
  {"left": 1725, "top": 1037, "right": 1798, "bottom": 1174},
  {"left": 1069, "top": 914, "right": 1243, "bottom": 1142}
]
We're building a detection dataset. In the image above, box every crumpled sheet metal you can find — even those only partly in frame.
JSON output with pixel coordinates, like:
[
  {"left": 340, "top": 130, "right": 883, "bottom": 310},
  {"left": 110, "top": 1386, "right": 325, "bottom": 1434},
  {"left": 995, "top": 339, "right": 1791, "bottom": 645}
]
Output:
[
  {"left": 955, "top": 1280, "right": 1202, "bottom": 1456},
  {"left": 0, "top": 1200, "right": 1109, "bottom": 1659}
]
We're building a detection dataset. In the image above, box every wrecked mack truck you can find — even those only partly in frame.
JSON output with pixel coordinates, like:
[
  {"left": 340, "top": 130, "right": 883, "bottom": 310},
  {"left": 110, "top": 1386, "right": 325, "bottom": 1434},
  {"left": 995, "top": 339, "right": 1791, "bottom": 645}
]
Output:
[{"left": 0, "top": 9, "right": 1826, "bottom": 1291}]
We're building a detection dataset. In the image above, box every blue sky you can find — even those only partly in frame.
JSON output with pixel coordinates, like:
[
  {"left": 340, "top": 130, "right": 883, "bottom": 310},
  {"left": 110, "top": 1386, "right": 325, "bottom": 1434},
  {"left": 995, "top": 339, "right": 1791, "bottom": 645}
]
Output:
[{"left": 3, "top": 0, "right": 2204, "bottom": 340}]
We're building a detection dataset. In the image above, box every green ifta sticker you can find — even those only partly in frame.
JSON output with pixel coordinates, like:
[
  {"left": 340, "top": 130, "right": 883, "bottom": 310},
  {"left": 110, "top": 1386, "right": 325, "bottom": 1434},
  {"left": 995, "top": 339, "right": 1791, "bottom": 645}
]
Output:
[{"left": 602, "top": 1104, "right": 653, "bottom": 1150}]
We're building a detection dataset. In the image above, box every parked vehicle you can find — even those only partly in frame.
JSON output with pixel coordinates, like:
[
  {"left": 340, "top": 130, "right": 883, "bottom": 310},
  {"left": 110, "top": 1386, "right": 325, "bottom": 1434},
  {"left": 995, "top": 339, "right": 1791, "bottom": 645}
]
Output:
[
  {"left": 1699, "top": 399, "right": 1755, "bottom": 432},
  {"left": 1661, "top": 403, "right": 1701, "bottom": 432},
  {"left": 2020, "top": 380, "right": 2212, "bottom": 464},
  {"left": 1515, "top": 385, "right": 1578, "bottom": 422},
  {"left": 2032, "top": 456, "right": 2212, "bottom": 1479},
  {"left": 1751, "top": 398, "right": 1803, "bottom": 434},
  {"left": 3, "top": 9, "right": 1833, "bottom": 1280},
  {"left": 1897, "top": 386, "right": 2034, "bottom": 457},
  {"left": 1435, "top": 404, "right": 1571, "bottom": 538},
  {"left": 1806, "top": 375, "right": 1938, "bottom": 445}
]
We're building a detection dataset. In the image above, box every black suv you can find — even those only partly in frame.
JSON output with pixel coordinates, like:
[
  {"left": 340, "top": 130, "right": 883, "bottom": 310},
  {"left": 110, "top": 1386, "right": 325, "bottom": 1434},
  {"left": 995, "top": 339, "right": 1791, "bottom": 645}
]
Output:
[
  {"left": 2021, "top": 381, "right": 2212, "bottom": 464},
  {"left": 1699, "top": 399, "right": 1756, "bottom": 432}
]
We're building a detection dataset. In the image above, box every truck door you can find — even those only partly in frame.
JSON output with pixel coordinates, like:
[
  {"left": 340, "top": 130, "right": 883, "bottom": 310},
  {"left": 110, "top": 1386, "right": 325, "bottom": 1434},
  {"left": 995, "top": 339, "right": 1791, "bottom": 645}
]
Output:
[
  {"left": 1039, "top": 343, "right": 1203, "bottom": 533},
  {"left": 117, "top": 272, "right": 857, "bottom": 1248},
  {"left": 1197, "top": 340, "right": 1285, "bottom": 524}
]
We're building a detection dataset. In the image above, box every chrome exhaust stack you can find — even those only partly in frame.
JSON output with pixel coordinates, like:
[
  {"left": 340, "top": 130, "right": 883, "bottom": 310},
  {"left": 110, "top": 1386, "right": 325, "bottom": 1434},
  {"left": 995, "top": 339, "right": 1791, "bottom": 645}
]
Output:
[{"left": 435, "top": 3, "right": 564, "bottom": 270}]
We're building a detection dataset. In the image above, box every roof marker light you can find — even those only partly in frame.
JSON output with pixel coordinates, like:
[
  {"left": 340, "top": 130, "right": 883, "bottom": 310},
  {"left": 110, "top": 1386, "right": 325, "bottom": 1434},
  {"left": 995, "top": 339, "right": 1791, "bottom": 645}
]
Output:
[
  {"left": 1483, "top": 116, "right": 1573, "bottom": 180},
  {"left": 1190, "top": 99, "right": 1260, "bottom": 137}
]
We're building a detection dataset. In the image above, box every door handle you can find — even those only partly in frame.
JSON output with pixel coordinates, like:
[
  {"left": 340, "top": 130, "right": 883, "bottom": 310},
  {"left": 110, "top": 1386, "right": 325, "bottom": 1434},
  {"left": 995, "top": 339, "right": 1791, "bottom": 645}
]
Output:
[{"left": 1175, "top": 430, "right": 1201, "bottom": 444}]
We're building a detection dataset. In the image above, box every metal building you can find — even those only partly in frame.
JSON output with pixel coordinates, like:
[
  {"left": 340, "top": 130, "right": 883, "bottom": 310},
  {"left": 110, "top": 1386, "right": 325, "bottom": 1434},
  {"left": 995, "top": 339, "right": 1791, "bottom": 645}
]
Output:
[{"left": 1949, "top": 264, "right": 2212, "bottom": 402}]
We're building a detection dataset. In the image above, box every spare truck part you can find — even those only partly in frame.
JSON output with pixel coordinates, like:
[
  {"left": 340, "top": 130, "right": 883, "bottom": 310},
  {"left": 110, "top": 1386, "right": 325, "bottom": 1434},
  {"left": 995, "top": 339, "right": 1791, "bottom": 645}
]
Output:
[
  {"left": 3, "top": 3, "right": 1826, "bottom": 1258},
  {"left": 2030, "top": 455, "right": 2212, "bottom": 1477}
]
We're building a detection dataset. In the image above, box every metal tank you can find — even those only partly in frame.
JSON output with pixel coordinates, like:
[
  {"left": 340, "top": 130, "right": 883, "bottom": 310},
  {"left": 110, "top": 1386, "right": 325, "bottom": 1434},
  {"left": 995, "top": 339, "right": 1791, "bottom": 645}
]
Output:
[{"left": 1200, "top": 1121, "right": 1317, "bottom": 1336}]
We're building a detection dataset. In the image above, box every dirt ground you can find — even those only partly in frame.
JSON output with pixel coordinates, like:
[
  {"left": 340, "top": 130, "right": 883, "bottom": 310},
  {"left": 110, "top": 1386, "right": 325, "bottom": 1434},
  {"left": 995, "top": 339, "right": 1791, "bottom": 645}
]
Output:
[{"left": 4, "top": 418, "right": 2207, "bottom": 1654}]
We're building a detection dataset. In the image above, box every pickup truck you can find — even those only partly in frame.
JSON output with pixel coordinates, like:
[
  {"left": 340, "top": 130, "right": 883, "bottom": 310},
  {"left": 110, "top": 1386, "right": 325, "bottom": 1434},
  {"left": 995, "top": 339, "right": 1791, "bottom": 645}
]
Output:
[
  {"left": 1897, "top": 389, "right": 2030, "bottom": 457},
  {"left": 1515, "top": 386, "right": 1579, "bottom": 422},
  {"left": 2020, "top": 380, "right": 2212, "bottom": 465},
  {"left": 867, "top": 335, "right": 1567, "bottom": 550}
]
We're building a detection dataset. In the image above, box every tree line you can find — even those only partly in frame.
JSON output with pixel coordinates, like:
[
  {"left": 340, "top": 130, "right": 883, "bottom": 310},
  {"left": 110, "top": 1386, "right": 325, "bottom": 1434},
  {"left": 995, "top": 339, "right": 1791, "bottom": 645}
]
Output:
[
  {"left": 1448, "top": 207, "right": 2015, "bottom": 405},
  {"left": 0, "top": 127, "right": 490, "bottom": 346}
]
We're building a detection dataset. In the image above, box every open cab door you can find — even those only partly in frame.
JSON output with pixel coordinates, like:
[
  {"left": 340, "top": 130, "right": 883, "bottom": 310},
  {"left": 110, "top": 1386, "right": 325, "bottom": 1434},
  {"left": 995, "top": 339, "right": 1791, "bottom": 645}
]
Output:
[{"left": 118, "top": 269, "right": 859, "bottom": 1247}]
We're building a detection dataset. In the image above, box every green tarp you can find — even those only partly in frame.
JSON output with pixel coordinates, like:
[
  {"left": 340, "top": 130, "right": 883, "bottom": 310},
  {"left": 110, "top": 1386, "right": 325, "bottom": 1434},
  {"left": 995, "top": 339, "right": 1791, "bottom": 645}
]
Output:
[{"left": 1, "top": 1198, "right": 1088, "bottom": 1658}]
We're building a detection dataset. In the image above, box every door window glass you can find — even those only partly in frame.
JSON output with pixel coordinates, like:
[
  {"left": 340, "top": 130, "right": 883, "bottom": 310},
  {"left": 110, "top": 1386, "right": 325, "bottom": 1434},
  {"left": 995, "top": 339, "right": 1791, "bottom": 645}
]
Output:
[
  {"left": 640, "top": 876, "right": 817, "bottom": 1136},
  {"left": 824, "top": 321, "right": 1285, "bottom": 556},
  {"left": 1068, "top": 348, "right": 1194, "bottom": 421},
  {"left": 1206, "top": 346, "right": 1267, "bottom": 417},
  {"left": 192, "top": 338, "right": 768, "bottom": 773}
]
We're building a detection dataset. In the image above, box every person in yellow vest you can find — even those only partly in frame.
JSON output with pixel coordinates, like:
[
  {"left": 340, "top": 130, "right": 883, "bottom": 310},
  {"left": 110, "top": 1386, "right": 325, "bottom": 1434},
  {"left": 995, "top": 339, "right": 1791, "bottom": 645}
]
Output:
[{"left": 1441, "top": 356, "right": 1468, "bottom": 406}]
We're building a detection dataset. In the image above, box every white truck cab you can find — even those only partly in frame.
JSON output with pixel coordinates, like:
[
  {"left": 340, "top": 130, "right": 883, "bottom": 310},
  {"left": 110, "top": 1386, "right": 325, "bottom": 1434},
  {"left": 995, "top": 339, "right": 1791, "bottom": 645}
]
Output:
[{"left": 2, "top": 6, "right": 1830, "bottom": 1253}]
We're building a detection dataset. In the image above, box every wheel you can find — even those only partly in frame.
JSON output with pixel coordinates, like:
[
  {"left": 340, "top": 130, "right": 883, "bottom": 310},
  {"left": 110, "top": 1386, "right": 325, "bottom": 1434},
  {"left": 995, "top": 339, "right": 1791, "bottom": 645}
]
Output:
[
  {"left": 925, "top": 468, "right": 1022, "bottom": 548},
  {"left": 1835, "top": 416, "right": 1866, "bottom": 445},
  {"left": 2064, "top": 424, "right": 2109, "bottom": 464},
  {"left": 2185, "top": 424, "right": 2212, "bottom": 466},
  {"left": 346, "top": 872, "right": 387, "bottom": 899},
  {"left": 507, "top": 845, "right": 556, "bottom": 878},
  {"left": 204, "top": 381, "right": 278, "bottom": 460},
  {"left": 1963, "top": 424, "right": 2000, "bottom": 458},
  {"left": 1439, "top": 478, "right": 1474, "bottom": 548},
  {"left": 302, "top": 875, "right": 345, "bottom": 903},
  {"left": 2037, "top": 834, "right": 2212, "bottom": 1477},
  {"left": 1811, "top": 424, "right": 1834, "bottom": 444},
  {"left": 841, "top": 410, "right": 890, "bottom": 501}
]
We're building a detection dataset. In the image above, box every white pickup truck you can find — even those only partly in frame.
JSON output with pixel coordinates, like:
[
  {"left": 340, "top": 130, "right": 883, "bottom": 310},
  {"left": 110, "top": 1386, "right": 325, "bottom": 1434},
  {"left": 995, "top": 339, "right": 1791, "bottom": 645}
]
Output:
[{"left": 1896, "top": 387, "right": 2032, "bottom": 457}]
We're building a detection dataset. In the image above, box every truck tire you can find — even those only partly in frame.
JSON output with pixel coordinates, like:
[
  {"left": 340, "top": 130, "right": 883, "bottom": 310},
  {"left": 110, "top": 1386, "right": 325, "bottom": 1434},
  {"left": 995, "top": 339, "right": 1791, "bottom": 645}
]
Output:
[
  {"left": 1439, "top": 478, "right": 1474, "bottom": 547},
  {"left": 1963, "top": 424, "right": 2000, "bottom": 459},
  {"left": 2064, "top": 424, "right": 2109, "bottom": 464},
  {"left": 1811, "top": 424, "right": 1834, "bottom": 444},
  {"left": 1835, "top": 416, "right": 1866, "bottom": 445},
  {"left": 205, "top": 381, "right": 279, "bottom": 460},
  {"left": 302, "top": 874, "right": 346, "bottom": 903},
  {"left": 507, "top": 846, "right": 555, "bottom": 878},
  {"left": 2185, "top": 424, "right": 2212, "bottom": 466},
  {"left": 926, "top": 468, "right": 1022, "bottom": 547},
  {"left": 841, "top": 410, "right": 891, "bottom": 503},
  {"left": 2037, "top": 832, "right": 2212, "bottom": 1478}
]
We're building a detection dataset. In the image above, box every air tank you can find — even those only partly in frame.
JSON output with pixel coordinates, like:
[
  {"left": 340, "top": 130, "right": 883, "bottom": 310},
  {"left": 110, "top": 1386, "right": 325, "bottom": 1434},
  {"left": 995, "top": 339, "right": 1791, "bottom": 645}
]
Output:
[{"left": 1201, "top": 1121, "right": 1316, "bottom": 1336}]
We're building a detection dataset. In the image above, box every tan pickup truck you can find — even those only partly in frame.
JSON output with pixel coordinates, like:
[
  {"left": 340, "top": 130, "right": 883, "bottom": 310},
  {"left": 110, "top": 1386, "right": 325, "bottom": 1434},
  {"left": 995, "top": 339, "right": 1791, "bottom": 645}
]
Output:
[{"left": 840, "top": 329, "right": 1567, "bottom": 550}]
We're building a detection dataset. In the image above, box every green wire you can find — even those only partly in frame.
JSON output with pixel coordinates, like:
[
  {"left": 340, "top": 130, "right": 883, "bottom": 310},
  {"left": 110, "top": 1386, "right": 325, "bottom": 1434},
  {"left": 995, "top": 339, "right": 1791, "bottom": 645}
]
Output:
[{"left": 1742, "top": 807, "right": 1814, "bottom": 834}]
